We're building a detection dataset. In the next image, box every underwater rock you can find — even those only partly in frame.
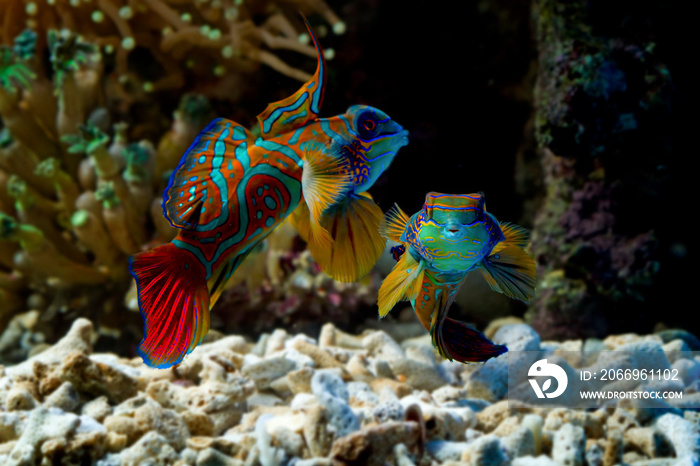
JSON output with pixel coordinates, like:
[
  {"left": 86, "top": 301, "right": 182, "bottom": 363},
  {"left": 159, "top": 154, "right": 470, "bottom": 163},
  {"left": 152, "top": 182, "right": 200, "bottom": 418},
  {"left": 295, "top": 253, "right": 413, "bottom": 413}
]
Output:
[
  {"left": 426, "top": 440, "right": 470, "bottom": 462},
  {"left": 502, "top": 425, "right": 537, "bottom": 459},
  {"left": 98, "top": 431, "right": 178, "bottom": 466},
  {"left": 552, "top": 423, "right": 586, "bottom": 466},
  {"left": 329, "top": 421, "right": 421, "bottom": 466},
  {"left": 311, "top": 370, "right": 359, "bottom": 439},
  {"left": 530, "top": 0, "right": 679, "bottom": 339},
  {"left": 467, "top": 323, "right": 541, "bottom": 401},
  {"left": 5, "top": 318, "right": 93, "bottom": 379},
  {"left": 654, "top": 413, "right": 700, "bottom": 461},
  {"left": 7, "top": 406, "right": 80, "bottom": 466},
  {"left": 362, "top": 331, "right": 405, "bottom": 362},
  {"left": 389, "top": 358, "right": 448, "bottom": 393},
  {"left": 624, "top": 427, "right": 669, "bottom": 459},
  {"left": 43, "top": 382, "right": 80, "bottom": 413},
  {"left": 460, "top": 434, "right": 509, "bottom": 466}
]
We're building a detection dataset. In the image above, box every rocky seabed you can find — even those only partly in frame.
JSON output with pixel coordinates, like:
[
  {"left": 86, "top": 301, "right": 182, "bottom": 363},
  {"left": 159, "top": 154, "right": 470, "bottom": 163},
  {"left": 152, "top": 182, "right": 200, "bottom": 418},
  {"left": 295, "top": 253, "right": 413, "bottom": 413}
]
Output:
[{"left": 0, "top": 318, "right": 699, "bottom": 466}]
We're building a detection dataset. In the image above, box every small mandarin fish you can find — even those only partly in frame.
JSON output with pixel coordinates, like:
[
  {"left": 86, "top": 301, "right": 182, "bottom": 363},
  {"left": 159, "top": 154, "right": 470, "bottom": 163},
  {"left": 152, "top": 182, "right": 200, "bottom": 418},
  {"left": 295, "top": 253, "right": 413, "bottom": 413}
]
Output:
[
  {"left": 378, "top": 192, "right": 536, "bottom": 363},
  {"left": 129, "top": 18, "right": 409, "bottom": 368}
]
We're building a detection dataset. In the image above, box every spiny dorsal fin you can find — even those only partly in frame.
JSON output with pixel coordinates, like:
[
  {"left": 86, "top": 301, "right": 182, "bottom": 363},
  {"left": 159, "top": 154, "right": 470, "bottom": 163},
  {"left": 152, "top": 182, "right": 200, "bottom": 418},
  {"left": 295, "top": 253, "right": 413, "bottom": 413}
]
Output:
[
  {"left": 256, "top": 16, "right": 326, "bottom": 137},
  {"left": 380, "top": 203, "right": 410, "bottom": 242}
]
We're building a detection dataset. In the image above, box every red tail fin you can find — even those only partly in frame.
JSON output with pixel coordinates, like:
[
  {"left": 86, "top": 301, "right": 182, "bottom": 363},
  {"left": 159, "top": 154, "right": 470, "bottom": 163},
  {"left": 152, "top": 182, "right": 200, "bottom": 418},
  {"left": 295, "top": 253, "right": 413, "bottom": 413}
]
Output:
[
  {"left": 437, "top": 318, "right": 507, "bottom": 363},
  {"left": 129, "top": 243, "right": 210, "bottom": 368}
]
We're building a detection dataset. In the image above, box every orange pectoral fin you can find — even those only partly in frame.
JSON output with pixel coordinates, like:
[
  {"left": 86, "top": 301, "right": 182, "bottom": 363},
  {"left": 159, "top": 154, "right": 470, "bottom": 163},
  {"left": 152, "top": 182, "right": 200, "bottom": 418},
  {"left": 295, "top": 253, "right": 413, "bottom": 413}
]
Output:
[
  {"left": 311, "top": 194, "right": 386, "bottom": 282},
  {"left": 497, "top": 222, "right": 531, "bottom": 250},
  {"left": 479, "top": 244, "right": 536, "bottom": 303},
  {"left": 410, "top": 270, "right": 441, "bottom": 333},
  {"left": 301, "top": 145, "right": 353, "bottom": 254},
  {"left": 377, "top": 251, "right": 424, "bottom": 318},
  {"left": 129, "top": 243, "right": 210, "bottom": 368},
  {"left": 288, "top": 202, "right": 311, "bottom": 242}
]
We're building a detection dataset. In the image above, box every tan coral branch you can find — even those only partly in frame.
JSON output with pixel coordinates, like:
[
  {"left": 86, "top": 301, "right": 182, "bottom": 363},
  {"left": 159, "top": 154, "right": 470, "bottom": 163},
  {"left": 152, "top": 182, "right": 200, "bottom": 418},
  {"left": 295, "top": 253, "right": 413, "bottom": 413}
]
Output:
[{"left": 138, "top": 0, "right": 189, "bottom": 30}]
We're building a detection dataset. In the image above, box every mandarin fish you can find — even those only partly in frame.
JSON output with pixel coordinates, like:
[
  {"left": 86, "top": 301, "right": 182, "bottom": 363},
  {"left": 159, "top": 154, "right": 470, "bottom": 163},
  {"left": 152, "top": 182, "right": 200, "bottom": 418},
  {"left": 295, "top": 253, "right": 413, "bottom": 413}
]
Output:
[
  {"left": 288, "top": 106, "right": 408, "bottom": 282},
  {"left": 129, "top": 19, "right": 408, "bottom": 368},
  {"left": 378, "top": 192, "right": 536, "bottom": 363}
]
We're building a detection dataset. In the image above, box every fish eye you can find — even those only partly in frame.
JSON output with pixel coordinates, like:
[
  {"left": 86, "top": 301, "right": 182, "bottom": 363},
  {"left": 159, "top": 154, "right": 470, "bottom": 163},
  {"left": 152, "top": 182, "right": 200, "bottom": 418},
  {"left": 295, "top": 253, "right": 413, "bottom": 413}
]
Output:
[{"left": 356, "top": 112, "right": 378, "bottom": 138}]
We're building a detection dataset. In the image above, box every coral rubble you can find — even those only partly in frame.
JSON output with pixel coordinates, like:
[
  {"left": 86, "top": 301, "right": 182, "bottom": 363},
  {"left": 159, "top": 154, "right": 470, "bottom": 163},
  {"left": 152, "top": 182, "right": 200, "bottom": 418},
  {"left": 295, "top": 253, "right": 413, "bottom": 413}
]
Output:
[{"left": 0, "top": 318, "right": 698, "bottom": 464}]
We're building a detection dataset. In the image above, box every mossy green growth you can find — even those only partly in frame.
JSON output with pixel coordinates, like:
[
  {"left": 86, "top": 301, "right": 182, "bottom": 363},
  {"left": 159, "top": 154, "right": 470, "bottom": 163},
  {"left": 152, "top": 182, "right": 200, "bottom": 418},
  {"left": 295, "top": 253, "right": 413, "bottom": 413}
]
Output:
[
  {"left": 123, "top": 144, "right": 151, "bottom": 182},
  {"left": 70, "top": 210, "right": 90, "bottom": 228},
  {"left": 0, "top": 211, "right": 43, "bottom": 251},
  {"left": 61, "top": 122, "right": 109, "bottom": 155},
  {"left": 178, "top": 93, "right": 214, "bottom": 125},
  {"left": 0, "top": 127, "right": 13, "bottom": 147},
  {"left": 0, "top": 212, "right": 16, "bottom": 239},
  {"left": 34, "top": 158, "right": 60, "bottom": 178},
  {"left": 13, "top": 29, "right": 37, "bottom": 61},
  {"left": 0, "top": 46, "right": 35, "bottom": 93},
  {"left": 48, "top": 30, "right": 99, "bottom": 95},
  {"left": 95, "top": 182, "right": 120, "bottom": 209}
]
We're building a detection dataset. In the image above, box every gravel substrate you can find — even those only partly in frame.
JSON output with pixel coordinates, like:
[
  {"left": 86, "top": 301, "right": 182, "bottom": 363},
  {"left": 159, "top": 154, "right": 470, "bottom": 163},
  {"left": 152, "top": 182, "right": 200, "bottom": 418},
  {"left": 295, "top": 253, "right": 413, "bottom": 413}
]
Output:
[{"left": 0, "top": 318, "right": 698, "bottom": 466}]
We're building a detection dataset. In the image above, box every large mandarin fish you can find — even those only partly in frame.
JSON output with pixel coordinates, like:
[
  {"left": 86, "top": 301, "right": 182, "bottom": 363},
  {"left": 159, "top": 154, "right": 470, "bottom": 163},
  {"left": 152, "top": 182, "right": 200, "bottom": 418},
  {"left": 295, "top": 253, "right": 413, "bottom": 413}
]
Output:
[
  {"left": 129, "top": 20, "right": 409, "bottom": 368},
  {"left": 379, "top": 192, "right": 536, "bottom": 363}
]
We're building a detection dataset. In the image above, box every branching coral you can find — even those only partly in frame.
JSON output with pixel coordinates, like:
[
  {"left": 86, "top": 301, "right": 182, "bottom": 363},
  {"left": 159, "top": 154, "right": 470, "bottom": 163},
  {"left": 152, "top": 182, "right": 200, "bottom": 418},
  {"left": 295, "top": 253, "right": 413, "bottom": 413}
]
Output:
[
  {"left": 0, "top": 29, "right": 160, "bottom": 341},
  {"left": 0, "top": 0, "right": 345, "bottom": 96}
]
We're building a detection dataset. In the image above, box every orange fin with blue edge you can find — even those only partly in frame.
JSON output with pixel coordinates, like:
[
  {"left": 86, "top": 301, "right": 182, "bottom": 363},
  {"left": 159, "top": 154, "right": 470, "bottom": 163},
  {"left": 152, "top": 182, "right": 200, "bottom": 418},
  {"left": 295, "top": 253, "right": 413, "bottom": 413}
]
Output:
[
  {"left": 257, "top": 16, "right": 326, "bottom": 137},
  {"left": 310, "top": 192, "right": 386, "bottom": 282},
  {"left": 129, "top": 243, "right": 210, "bottom": 368},
  {"left": 479, "top": 243, "right": 536, "bottom": 303}
]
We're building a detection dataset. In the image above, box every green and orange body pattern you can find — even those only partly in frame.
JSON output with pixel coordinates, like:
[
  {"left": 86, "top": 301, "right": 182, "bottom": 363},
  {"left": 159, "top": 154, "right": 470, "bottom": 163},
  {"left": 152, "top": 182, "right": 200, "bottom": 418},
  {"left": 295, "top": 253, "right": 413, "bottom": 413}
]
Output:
[
  {"left": 379, "top": 192, "right": 536, "bottom": 363},
  {"left": 129, "top": 20, "right": 408, "bottom": 368}
]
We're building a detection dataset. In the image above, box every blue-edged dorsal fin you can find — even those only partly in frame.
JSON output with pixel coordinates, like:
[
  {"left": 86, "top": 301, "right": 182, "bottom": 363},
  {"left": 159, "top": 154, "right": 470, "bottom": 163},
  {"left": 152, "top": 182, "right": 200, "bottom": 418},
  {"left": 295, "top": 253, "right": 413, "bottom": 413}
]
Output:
[
  {"left": 256, "top": 16, "right": 326, "bottom": 137},
  {"left": 163, "top": 118, "right": 254, "bottom": 231}
]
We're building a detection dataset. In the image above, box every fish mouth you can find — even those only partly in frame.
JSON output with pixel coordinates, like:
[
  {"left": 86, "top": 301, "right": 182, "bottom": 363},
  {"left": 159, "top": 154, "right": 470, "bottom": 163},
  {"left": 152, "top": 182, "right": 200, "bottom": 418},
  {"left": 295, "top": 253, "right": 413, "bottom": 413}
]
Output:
[
  {"left": 442, "top": 224, "right": 465, "bottom": 240},
  {"left": 394, "top": 129, "right": 409, "bottom": 147}
]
